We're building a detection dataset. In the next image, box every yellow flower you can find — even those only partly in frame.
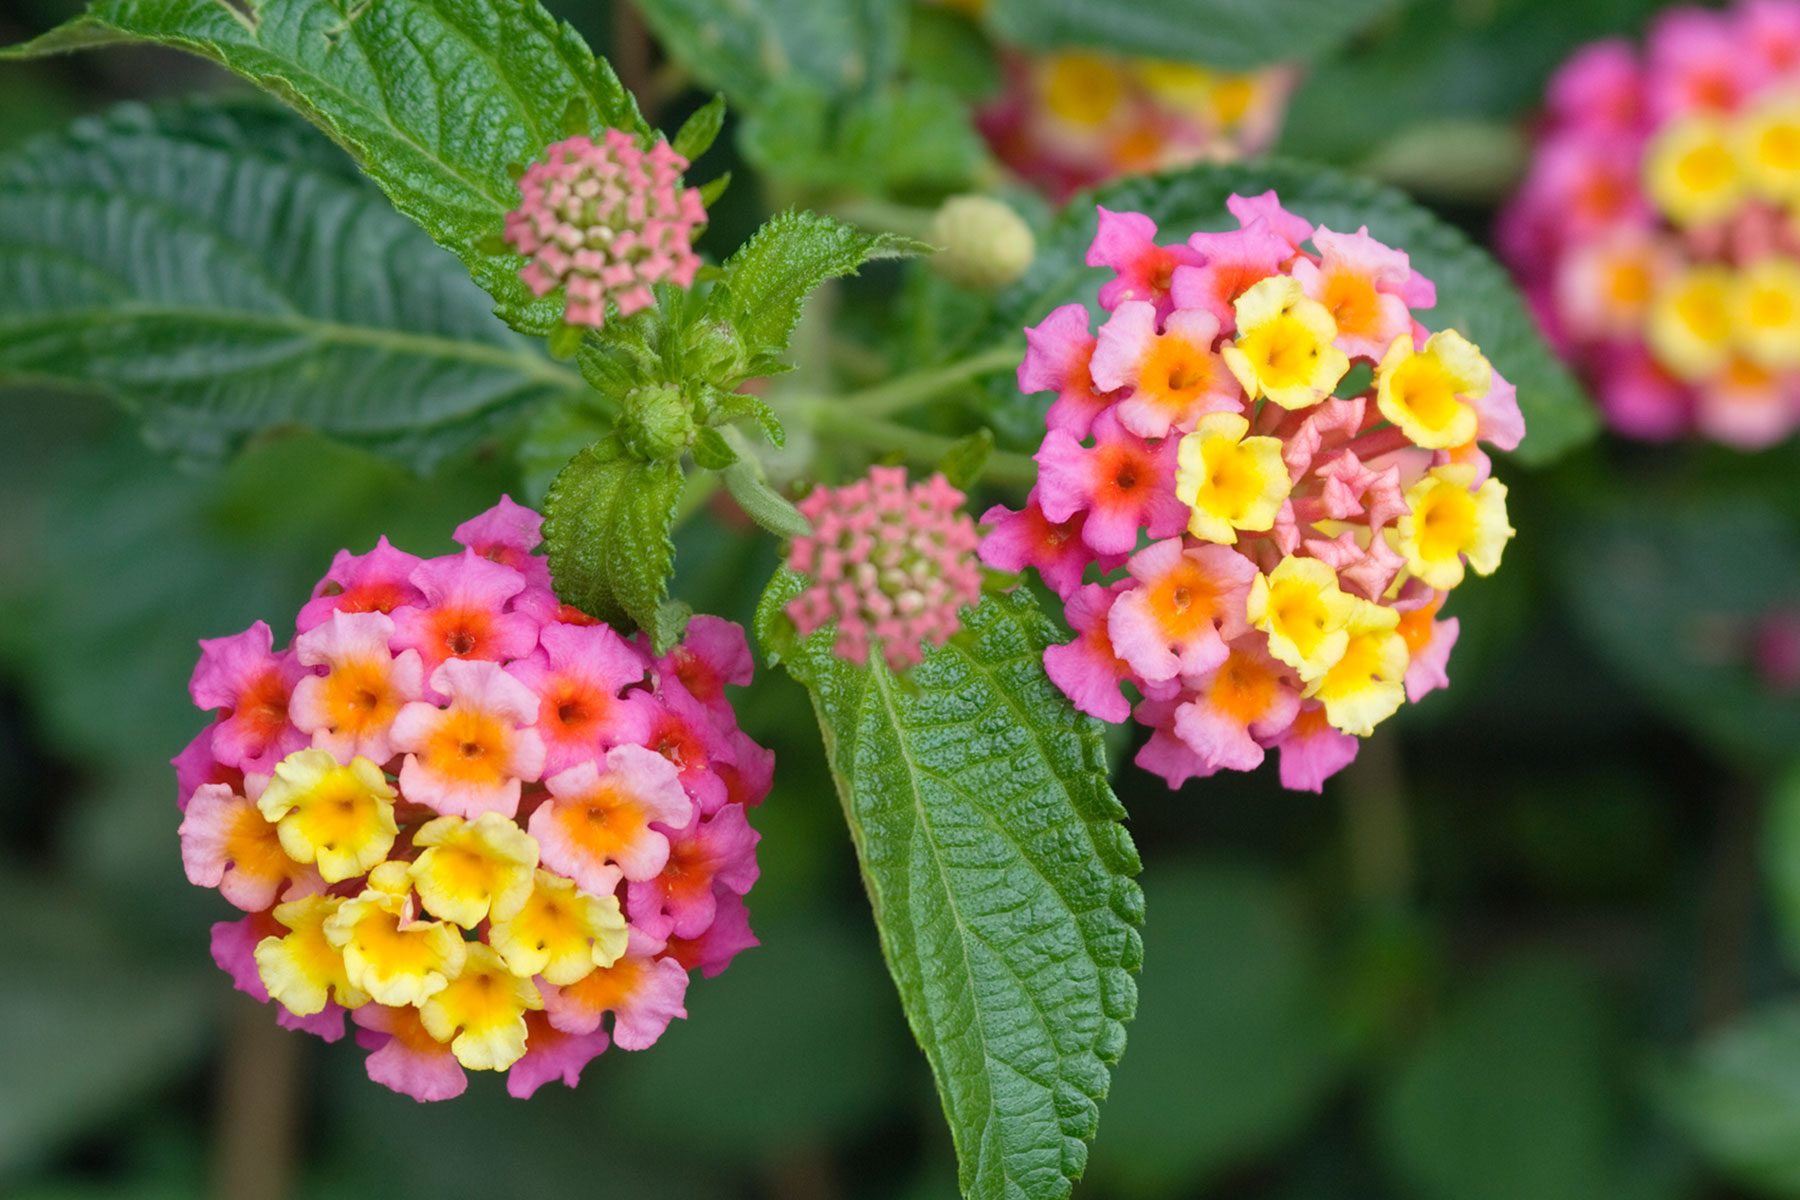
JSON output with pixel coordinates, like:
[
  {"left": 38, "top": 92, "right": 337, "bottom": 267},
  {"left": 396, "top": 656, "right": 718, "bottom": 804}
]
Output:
[
  {"left": 1222, "top": 276, "right": 1350, "bottom": 410},
  {"left": 1738, "top": 91, "right": 1800, "bottom": 203},
  {"left": 419, "top": 944, "right": 543, "bottom": 1071},
  {"left": 1647, "top": 115, "right": 1744, "bottom": 226},
  {"left": 1246, "top": 556, "right": 1358, "bottom": 681},
  {"left": 1375, "top": 330, "right": 1490, "bottom": 449},
  {"left": 1036, "top": 53, "right": 1129, "bottom": 130},
  {"left": 408, "top": 812, "right": 539, "bottom": 929},
  {"left": 1175, "top": 412, "right": 1292, "bottom": 544},
  {"left": 253, "top": 895, "right": 367, "bottom": 1017},
  {"left": 1394, "top": 466, "right": 1514, "bottom": 590},
  {"left": 1734, "top": 258, "right": 1800, "bottom": 371},
  {"left": 324, "top": 887, "right": 467, "bottom": 1007},
  {"left": 488, "top": 870, "right": 630, "bottom": 986},
  {"left": 1306, "top": 601, "right": 1408, "bottom": 736},
  {"left": 1648, "top": 265, "right": 1736, "bottom": 381},
  {"left": 255, "top": 749, "right": 397, "bottom": 884}
]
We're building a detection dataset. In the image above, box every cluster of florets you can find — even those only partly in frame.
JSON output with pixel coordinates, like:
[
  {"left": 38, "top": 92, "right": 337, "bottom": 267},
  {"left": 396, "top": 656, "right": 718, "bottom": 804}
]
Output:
[
  {"left": 786, "top": 467, "right": 983, "bottom": 672},
  {"left": 981, "top": 195, "right": 1523, "bottom": 791},
  {"left": 175, "top": 499, "right": 770, "bottom": 1101},
  {"left": 1502, "top": 0, "right": 1800, "bottom": 447},
  {"left": 504, "top": 130, "right": 705, "bottom": 328},
  {"left": 977, "top": 49, "right": 1294, "bottom": 200}
]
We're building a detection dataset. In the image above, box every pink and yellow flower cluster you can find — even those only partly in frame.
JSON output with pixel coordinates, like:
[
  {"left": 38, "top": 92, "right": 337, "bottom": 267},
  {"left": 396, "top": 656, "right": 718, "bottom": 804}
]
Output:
[
  {"left": 978, "top": 50, "right": 1295, "bottom": 200},
  {"left": 981, "top": 195, "right": 1522, "bottom": 791},
  {"left": 505, "top": 130, "right": 706, "bottom": 329},
  {"left": 176, "top": 499, "right": 770, "bottom": 1101},
  {"left": 1503, "top": 0, "right": 1800, "bottom": 447}
]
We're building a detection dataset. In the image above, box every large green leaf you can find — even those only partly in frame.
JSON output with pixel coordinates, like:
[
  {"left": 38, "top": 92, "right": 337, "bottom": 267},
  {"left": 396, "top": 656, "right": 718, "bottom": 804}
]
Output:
[
  {"left": 757, "top": 576, "right": 1144, "bottom": 1200},
  {"left": 542, "top": 434, "right": 685, "bottom": 649},
  {"left": 0, "top": 100, "right": 580, "bottom": 468},
  {"left": 1660, "top": 1003, "right": 1800, "bottom": 1197},
  {"left": 4, "top": 0, "right": 646, "bottom": 332},
  {"left": 986, "top": 0, "right": 1398, "bottom": 72},
  {"left": 631, "top": 0, "right": 904, "bottom": 107},
  {"left": 981, "top": 159, "right": 1599, "bottom": 466}
]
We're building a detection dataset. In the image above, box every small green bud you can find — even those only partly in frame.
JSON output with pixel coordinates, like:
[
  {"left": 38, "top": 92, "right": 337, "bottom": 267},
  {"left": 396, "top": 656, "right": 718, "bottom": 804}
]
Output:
[
  {"left": 927, "top": 195, "right": 1035, "bottom": 291},
  {"left": 620, "top": 384, "right": 696, "bottom": 462}
]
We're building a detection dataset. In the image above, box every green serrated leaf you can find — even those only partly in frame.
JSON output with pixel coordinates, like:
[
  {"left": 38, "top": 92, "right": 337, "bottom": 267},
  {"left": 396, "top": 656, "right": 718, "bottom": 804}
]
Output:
[
  {"left": 717, "top": 211, "right": 930, "bottom": 364},
  {"left": 0, "top": 99, "right": 578, "bottom": 470},
  {"left": 707, "top": 390, "right": 786, "bottom": 447},
  {"left": 986, "top": 0, "right": 1397, "bottom": 71},
  {"left": 5, "top": 0, "right": 649, "bottom": 334},
  {"left": 542, "top": 435, "right": 684, "bottom": 643},
  {"left": 672, "top": 93, "right": 727, "bottom": 163},
  {"left": 981, "top": 159, "right": 1598, "bottom": 465},
  {"left": 756, "top": 574, "right": 1144, "bottom": 1200},
  {"left": 632, "top": 0, "right": 905, "bottom": 108},
  {"left": 690, "top": 426, "right": 738, "bottom": 470},
  {"left": 697, "top": 171, "right": 733, "bottom": 208}
]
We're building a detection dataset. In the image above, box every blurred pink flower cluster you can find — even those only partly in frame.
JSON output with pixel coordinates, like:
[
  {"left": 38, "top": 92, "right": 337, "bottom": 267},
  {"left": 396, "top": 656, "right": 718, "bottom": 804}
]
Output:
[
  {"left": 981, "top": 196, "right": 1522, "bottom": 791},
  {"left": 176, "top": 499, "right": 770, "bottom": 1101},
  {"left": 978, "top": 50, "right": 1296, "bottom": 200},
  {"left": 1503, "top": 1, "right": 1800, "bottom": 447},
  {"left": 505, "top": 130, "right": 705, "bottom": 328}
]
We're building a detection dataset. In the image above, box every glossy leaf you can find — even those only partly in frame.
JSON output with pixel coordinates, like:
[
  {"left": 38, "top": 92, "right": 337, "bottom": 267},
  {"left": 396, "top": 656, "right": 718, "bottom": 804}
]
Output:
[
  {"left": 5, "top": 0, "right": 648, "bottom": 332},
  {"left": 0, "top": 100, "right": 579, "bottom": 468},
  {"left": 757, "top": 576, "right": 1144, "bottom": 1200},
  {"left": 980, "top": 159, "right": 1599, "bottom": 465}
]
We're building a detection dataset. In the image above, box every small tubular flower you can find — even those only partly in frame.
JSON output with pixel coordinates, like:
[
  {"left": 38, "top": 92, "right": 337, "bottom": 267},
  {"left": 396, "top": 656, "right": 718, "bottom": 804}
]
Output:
[
  {"left": 504, "top": 131, "right": 705, "bottom": 328},
  {"left": 256, "top": 750, "right": 398, "bottom": 884},
  {"left": 1503, "top": 1, "right": 1800, "bottom": 447},
  {"left": 1175, "top": 411, "right": 1291, "bottom": 543},
  {"left": 178, "top": 501, "right": 769, "bottom": 1100},
  {"left": 989, "top": 192, "right": 1520, "bottom": 790},
  {"left": 785, "top": 467, "right": 982, "bottom": 672}
]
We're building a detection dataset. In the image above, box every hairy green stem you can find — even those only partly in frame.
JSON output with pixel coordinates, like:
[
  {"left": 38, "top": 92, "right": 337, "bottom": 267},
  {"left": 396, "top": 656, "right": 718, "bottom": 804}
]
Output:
[
  {"left": 832, "top": 343, "right": 1024, "bottom": 419},
  {"left": 795, "top": 400, "right": 1037, "bottom": 489}
]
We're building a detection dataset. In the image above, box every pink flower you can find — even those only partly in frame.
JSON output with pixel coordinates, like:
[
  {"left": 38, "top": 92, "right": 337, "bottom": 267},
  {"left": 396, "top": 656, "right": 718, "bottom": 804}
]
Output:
[
  {"left": 1291, "top": 227, "right": 1417, "bottom": 359},
  {"left": 531, "top": 746, "right": 693, "bottom": 895},
  {"left": 1044, "top": 583, "right": 1139, "bottom": 723},
  {"left": 506, "top": 1013, "right": 610, "bottom": 1098},
  {"left": 1647, "top": 6, "right": 1762, "bottom": 118},
  {"left": 188, "top": 622, "right": 309, "bottom": 775},
  {"left": 353, "top": 1004, "right": 467, "bottom": 1102},
  {"left": 210, "top": 915, "right": 346, "bottom": 1041},
  {"left": 289, "top": 611, "right": 423, "bottom": 764},
  {"left": 390, "top": 552, "right": 541, "bottom": 681},
  {"left": 1170, "top": 222, "right": 1292, "bottom": 333},
  {"left": 978, "top": 495, "right": 1114, "bottom": 598},
  {"left": 1107, "top": 538, "right": 1255, "bottom": 685},
  {"left": 614, "top": 676, "right": 739, "bottom": 815},
  {"left": 1171, "top": 638, "right": 1301, "bottom": 773},
  {"left": 391, "top": 659, "right": 546, "bottom": 819},
  {"left": 1273, "top": 704, "right": 1360, "bottom": 793},
  {"left": 664, "top": 889, "right": 760, "bottom": 979},
  {"left": 506, "top": 621, "right": 654, "bottom": 776},
  {"left": 655, "top": 615, "right": 753, "bottom": 720},
  {"left": 179, "top": 782, "right": 321, "bottom": 911},
  {"left": 1547, "top": 39, "right": 1646, "bottom": 133},
  {"left": 1091, "top": 302, "right": 1241, "bottom": 438},
  {"left": 626, "top": 804, "right": 759, "bottom": 940},
  {"left": 1398, "top": 594, "right": 1460, "bottom": 702},
  {"left": 1131, "top": 698, "right": 1220, "bottom": 789},
  {"left": 505, "top": 131, "right": 705, "bottom": 328},
  {"left": 1227, "top": 191, "right": 1315, "bottom": 253},
  {"left": 454, "top": 495, "right": 551, "bottom": 590},
  {"left": 1020, "top": 303, "right": 1116, "bottom": 438},
  {"left": 544, "top": 935, "right": 690, "bottom": 1050},
  {"left": 786, "top": 468, "right": 983, "bottom": 672},
  {"left": 1034, "top": 409, "right": 1187, "bottom": 556},
  {"left": 296, "top": 537, "right": 424, "bottom": 633},
  {"left": 1087, "top": 207, "right": 1203, "bottom": 317},
  {"left": 172, "top": 723, "right": 241, "bottom": 811}
]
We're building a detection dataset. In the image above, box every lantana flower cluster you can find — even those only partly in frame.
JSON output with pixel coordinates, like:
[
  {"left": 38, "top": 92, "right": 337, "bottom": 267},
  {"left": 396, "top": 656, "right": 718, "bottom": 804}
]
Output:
[
  {"left": 504, "top": 130, "right": 706, "bottom": 329},
  {"left": 981, "top": 195, "right": 1523, "bottom": 791},
  {"left": 786, "top": 467, "right": 983, "bottom": 672},
  {"left": 175, "top": 499, "right": 770, "bottom": 1101},
  {"left": 1502, "top": 0, "right": 1800, "bottom": 447},
  {"left": 978, "top": 49, "right": 1295, "bottom": 200}
]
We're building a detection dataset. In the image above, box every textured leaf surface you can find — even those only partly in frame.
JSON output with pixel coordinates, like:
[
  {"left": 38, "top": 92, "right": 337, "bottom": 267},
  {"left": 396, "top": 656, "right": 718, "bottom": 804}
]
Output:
[
  {"left": 542, "top": 435, "right": 683, "bottom": 646},
  {"left": 986, "top": 0, "right": 1397, "bottom": 71},
  {"left": 758, "top": 576, "right": 1144, "bottom": 1200},
  {"left": 0, "top": 100, "right": 579, "bottom": 467},
  {"left": 716, "top": 210, "right": 928, "bottom": 367},
  {"left": 631, "top": 0, "right": 903, "bottom": 106},
  {"left": 6, "top": 0, "right": 646, "bottom": 331},
  {"left": 982, "top": 159, "right": 1598, "bottom": 465}
]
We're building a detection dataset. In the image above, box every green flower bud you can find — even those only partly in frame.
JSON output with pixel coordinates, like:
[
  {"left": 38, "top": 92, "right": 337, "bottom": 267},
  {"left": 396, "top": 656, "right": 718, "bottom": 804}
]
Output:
[
  {"left": 620, "top": 384, "right": 695, "bottom": 462},
  {"left": 928, "top": 195, "right": 1035, "bottom": 290}
]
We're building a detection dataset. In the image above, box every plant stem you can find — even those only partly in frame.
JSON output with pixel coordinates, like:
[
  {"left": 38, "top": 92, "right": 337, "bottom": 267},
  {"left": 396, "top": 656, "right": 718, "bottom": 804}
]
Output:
[
  {"left": 795, "top": 400, "right": 1037, "bottom": 488},
  {"left": 1341, "top": 729, "right": 1414, "bottom": 910},
  {"left": 834, "top": 343, "right": 1024, "bottom": 419},
  {"left": 824, "top": 196, "right": 938, "bottom": 241},
  {"left": 211, "top": 1002, "right": 298, "bottom": 1200}
]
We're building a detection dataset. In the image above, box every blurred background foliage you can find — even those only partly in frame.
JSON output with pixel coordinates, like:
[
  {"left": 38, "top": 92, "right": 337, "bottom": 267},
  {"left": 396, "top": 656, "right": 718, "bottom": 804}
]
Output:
[{"left": 5, "top": 0, "right": 1800, "bottom": 1197}]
